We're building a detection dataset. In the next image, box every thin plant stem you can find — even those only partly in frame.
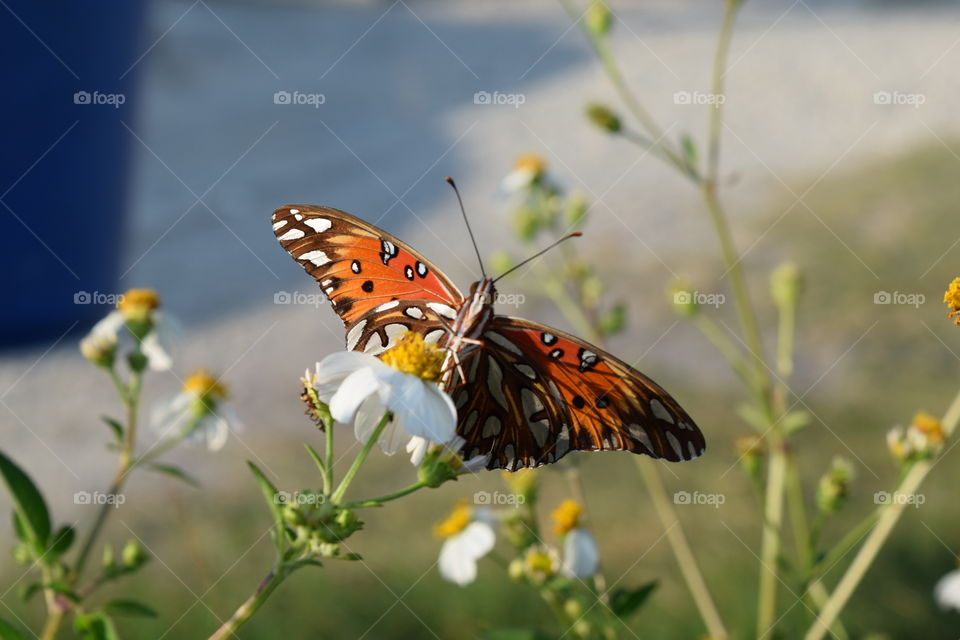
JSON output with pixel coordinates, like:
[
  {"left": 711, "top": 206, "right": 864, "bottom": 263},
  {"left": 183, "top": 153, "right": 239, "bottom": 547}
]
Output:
[
  {"left": 635, "top": 460, "right": 728, "bottom": 640},
  {"left": 804, "top": 387, "right": 960, "bottom": 640},
  {"left": 324, "top": 413, "right": 335, "bottom": 494},
  {"left": 331, "top": 412, "right": 391, "bottom": 504},
  {"left": 344, "top": 480, "right": 429, "bottom": 508},
  {"left": 208, "top": 566, "right": 292, "bottom": 640}
]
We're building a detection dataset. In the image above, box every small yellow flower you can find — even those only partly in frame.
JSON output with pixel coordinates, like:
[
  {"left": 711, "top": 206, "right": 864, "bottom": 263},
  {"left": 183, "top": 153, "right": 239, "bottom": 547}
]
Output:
[
  {"left": 886, "top": 426, "right": 911, "bottom": 461},
  {"left": 380, "top": 332, "right": 445, "bottom": 382},
  {"left": 501, "top": 468, "right": 537, "bottom": 495},
  {"left": 434, "top": 501, "right": 472, "bottom": 539},
  {"left": 514, "top": 153, "right": 546, "bottom": 180},
  {"left": 551, "top": 499, "right": 583, "bottom": 536},
  {"left": 116, "top": 288, "right": 160, "bottom": 323},
  {"left": 79, "top": 331, "right": 117, "bottom": 368},
  {"left": 183, "top": 369, "right": 228, "bottom": 401},
  {"left": 911, "top": 411, "right": 944, "bottom": 445},
  {"left": 945, "top": 277, "right": 960, "bottom": 324},
  {"left": 523, "top": 545, "right": 559, "bottom": 583}
]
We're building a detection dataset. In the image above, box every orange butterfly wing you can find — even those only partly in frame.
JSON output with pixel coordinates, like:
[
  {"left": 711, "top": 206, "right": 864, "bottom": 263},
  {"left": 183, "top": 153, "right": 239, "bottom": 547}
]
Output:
[
  {"left": 273, "top": 205, "right": 463, "bottom": 353},
  {"left": 450, "top": 316, "right": 704, "bottom": 470}
]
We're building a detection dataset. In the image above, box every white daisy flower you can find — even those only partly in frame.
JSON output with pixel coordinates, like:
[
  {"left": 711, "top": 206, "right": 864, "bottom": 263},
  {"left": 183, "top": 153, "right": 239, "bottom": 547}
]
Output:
[
  {"left": 435, "top": 501, "right": 496, "bottom": 586},
  {"left": 152, "top": 369, "right": 237, "bottom": 452},
  {"left": 935, "top": 568, "right": 960, "bottom": 612},
  {"left": 82, "top": 288, "right": 175, "bottom": 371},
  {"left": 502, "top": 153, "right": 547, "bottom": 193},
  {"left": 311, "top": 333, "right": 457, "bottom": 454}
]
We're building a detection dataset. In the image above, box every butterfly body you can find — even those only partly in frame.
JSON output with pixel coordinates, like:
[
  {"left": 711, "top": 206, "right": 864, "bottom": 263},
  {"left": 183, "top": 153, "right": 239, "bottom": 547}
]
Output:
[{"left": 273, "top": 204, "right": 706, "bottom": 471}]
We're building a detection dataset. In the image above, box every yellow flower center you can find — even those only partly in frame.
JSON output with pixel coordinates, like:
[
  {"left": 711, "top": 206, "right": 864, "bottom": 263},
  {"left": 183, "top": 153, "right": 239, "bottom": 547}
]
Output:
[
  {"left": 380, "top": 332, "right": 445, "bottom": 382},
  {"left": 944, "top": 277, "right": 960, "bottom": 324},
  {"left": 551, "top": 499, "right": 583, "bottom": 536},
  {"left": 911, "top": 411, "right": 944, "bottom": 444},
  {"left": 433, "top": 501, "right": 471, "bottom": 539},
  {"left": 117, "top": 288, "right": 160, "bottom": 322},
  {"left": 183, "top": 369, "right": 228, "bottom": 401},
  {"left": 523, "top": 546, "right": 558, "bottom": 580},
  {"left": 514, "top": 153, "right": 546, "bottom": 179}
]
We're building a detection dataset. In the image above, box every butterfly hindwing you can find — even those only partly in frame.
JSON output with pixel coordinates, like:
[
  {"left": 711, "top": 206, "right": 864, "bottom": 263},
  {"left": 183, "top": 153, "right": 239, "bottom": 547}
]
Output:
[
  {"left": 451, "top": 316, "right": 705, "bottom": 470},
  {"left": 273, "top": 205, "right": 463, "bottom": 354}
]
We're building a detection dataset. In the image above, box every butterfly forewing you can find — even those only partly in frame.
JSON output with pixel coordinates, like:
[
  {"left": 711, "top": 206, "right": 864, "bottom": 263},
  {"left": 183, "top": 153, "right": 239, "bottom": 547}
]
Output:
[
  {"left": 273, "top": 205, "right": 463, "bottom": 354},
  {"left": 451, "top": 316, "right": 705, "bottom": 470}
]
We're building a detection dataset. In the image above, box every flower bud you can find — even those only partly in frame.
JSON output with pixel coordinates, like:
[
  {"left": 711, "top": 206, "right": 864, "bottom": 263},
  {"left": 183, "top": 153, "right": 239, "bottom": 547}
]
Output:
[
  {"left": 122, "top": 538, "right": 148, "bottom": 568},
  {"left": 585, "top": 1, "right": 613, "bottom": 36},
  {"left": 417, "top": 447, "right": 460, "bottom": 488},
  {"left": 508, "top": 558, "right": 525, "bottom": 581},
  {"left": 80, "top": 332, "right": 117, "bottom": 368},
  {"left": 669, "top": 281, "right": 699, "bottom": 317},
  {"left": 585, "top": 102, "right": 621, "bottom": 133},
  {"left": 564, "top": 598, "right": 584, "bottom": 619},
  {"left": 734, "top": 434, "right": 765, "bottom": 481},
  {"left": 551, "top": 500, "right": 583, "bottom": 536},
  {"left": 565, "top": 191, "right": 590, "bottom": 227},
  {"left": 816, "top": 457, "right": 854, "bottom": 514},
  {"left": 944, "top": 277, "right": 960, "bottom": 325},
  {"left": 770, "top": 263, "right": 802, "bottom": 310}
]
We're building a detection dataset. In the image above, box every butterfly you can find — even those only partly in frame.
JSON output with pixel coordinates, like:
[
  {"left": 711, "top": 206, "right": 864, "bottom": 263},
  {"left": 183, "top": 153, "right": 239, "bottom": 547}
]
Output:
[{"left": 273, "top": 202, "right": 705, "bottom": 471}]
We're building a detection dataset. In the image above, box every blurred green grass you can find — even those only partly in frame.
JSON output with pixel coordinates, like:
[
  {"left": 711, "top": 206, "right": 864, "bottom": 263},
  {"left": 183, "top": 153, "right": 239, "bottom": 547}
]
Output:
[{"left": 5, "top": 139, "right": 960, "bottom": 638}]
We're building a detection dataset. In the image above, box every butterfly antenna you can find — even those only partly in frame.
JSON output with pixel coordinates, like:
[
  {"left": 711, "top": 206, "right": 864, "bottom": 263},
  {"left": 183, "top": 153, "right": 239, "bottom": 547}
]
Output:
[
  {"left": 445, "top": 176, "right": 486, "bottom": 278},
  {"left": 493, "top": 232, "right": 583, "bottom": 283}
]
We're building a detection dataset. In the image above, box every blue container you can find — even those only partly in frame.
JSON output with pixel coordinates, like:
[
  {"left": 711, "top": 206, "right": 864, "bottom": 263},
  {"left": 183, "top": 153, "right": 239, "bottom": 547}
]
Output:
[{"left": 0, "top": 1, "right": 148, "bottom": 347}]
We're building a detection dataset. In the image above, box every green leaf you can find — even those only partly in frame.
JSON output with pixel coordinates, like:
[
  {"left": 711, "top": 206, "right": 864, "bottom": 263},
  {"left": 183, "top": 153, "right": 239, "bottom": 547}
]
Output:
[
  {"left": 17, "top": 582, "right": 42, "bottom": 602},
  {"left": 145, "top": 463, "right": 200, "bottom": 488},
  {"left": 101, "top": 416, "right": 124, "bottom": 444},
  {"left": 103, "top": 600, "right": 158, "bottom": 618},
  {"left": 74, "top": 612, "right": 119, "bottom": 640},
  {"left": 782, "top": 410, "right": 812, "bottom": 435},
  {"left": 599, "top": 302, "right": 627, "bottom": 336},
  {"left": 0, "top": 618, "right": 29, "bottom": 640},
  {"left": 610, "top": 581, "right": 657, "bottom": 619},
  {"left": 681, "top": 134, "right": 698, "bottom": 168},
  {"left": 48, "top": 525, "right": 76, "bottom": 557},
  {"left": 736, "top": 403, "right": 768, "bottom": 432},
  {"left": 11, "top": 512, "right": 26, "bottom": 543},
  {"left": 247, "top": 462, "right": 285, "bottom": 558},
  {"left": 0, "top": 451, "right": 51, "bottom": 552},
  {"left": 46, "top": 581, "right": 80, "bottom": 603}
]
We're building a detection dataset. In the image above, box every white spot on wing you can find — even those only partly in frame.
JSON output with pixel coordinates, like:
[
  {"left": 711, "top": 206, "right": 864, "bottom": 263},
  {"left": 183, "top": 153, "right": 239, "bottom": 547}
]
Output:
[
  {"left": 650, "top": 399, "right": 675, "bottom": 424},
  {"left": 346, "top": 320, "right": 367, "bottom": 351},
  {"left": 628, "top": 424, "right": 654, "bottom": 454},
  {"left": 279, "top": 228, "right": 305, "bottom": 241},
  {"left": 297, "top": 250, "right": 329, "bottom": 266},
  {"left": 272, "top": 220, "right": 288, "bottom": 231},
  {"left": 515, "top": 363, "right": 537, "bottom": 380},
  {"left": 374, "top": 300, "right": 400, "bottom": 312},
  {"left": 666, "top": 432, "right": 683, "bottom": 459},
  {"left": 482, "top": 416, "right": 501, "bottom": 437},
  {"left": 485, "top": 331, "right": 523, "bottom": 356},
  {"left": 424, "top": 329, "right": 445, "bottom": 344},
  {"left": 289, "top": 208, "right": 300, "bottom": 214},
  {"left": 404, "top": 306, "right": 424, "bottom": 320},
  {"left": 487, "top": 358, "right": 508, "bottom": 410},
  {"left": 304, "top": 218, "right": 332, "bottom": 233},
  {"left": 384, "top": 323, "right": 408, "bottom": 348},
  {"left": 426, "top": 302, "right": 457, "bottom": 320},
  {"left": 687, "top": 441, "right": 699, "bottom": 459}
]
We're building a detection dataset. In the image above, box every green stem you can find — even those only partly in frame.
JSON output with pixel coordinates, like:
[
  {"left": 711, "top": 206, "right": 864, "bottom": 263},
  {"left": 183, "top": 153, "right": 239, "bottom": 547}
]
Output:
[
  {"left": 343, "top": 480, "right": 429, "bottom": 508},
  {"left": 330, "top": 412, "right": 391, "bottom": 504},
  {"left": 757, "top": 429, "right": 786, "bottom": 637},
  {"left": 804, "top": 387, "right": 960, "bottom": 640},
  {"left": 706, "top": 0, "right": 739, "bottom": 183},
  {"left": 635, "top": 460, "right": 728, "bottom": 639},
  {"left": 785, "top": 454, "right": 812, "bottom": 573},
  {"left": 809, "top": 510, "right": 878, "bottom": 581},
  {"left": 324, "top": 413, "right": 335, "bottom": 495},
  {"left": 692, "top": 315, "right": 751, "bottom": 385},
  {"left": 208, "top": 566, "right": 292, "bottom": 640}
]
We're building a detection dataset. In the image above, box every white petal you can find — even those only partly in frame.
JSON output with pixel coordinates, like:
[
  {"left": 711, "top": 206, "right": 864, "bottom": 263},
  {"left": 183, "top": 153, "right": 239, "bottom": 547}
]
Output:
[
  {"left": 501, "top": 168, "right": 534, "bottom": 192},
  {"left": 151, "top": 393, "right": 193, "bottom": 438},
  {"left": 406, "top": 436, "right": 430, "bottom": 466},
  {"left": 330, "top": 367, "right": 381, "bottom": 424},
  {"left": 90, "top": 311, "right": 124, "bottom": 340},
  {"left": 562, "top": 529, "right": 599, "bottom": 579},
  {"left": 313, "top": 352, "right": 382, "bottom": 402},
  {"left": 353, "top": 396, "right": 390, "bottom": 446},
  {"left": 438, "top": 521, "right": 496, "bottom": 586},
  {"left": 197, "top": 413, "right": 230, "bottom": 452},
  {"left": 390, "top": 380, "right": 457, "bottom": 444},
  {"left": 935, "top": 569, "right": 960, "bottom": 611},
  {"left": 378, "top": 420, "right": 414, "bottom": 455},
  {"left": 141, "top": 331, "right": 172, "bottom": 371}
]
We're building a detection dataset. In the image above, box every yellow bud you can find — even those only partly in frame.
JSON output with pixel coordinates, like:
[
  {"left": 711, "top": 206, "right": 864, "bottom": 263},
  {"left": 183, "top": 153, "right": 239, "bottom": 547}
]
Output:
[
  {"left": 117, "top": 288, "right": 160, "bottom": 323},
  {"left": 551, "top": 499, "right": 583, "bottom": 536}
]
